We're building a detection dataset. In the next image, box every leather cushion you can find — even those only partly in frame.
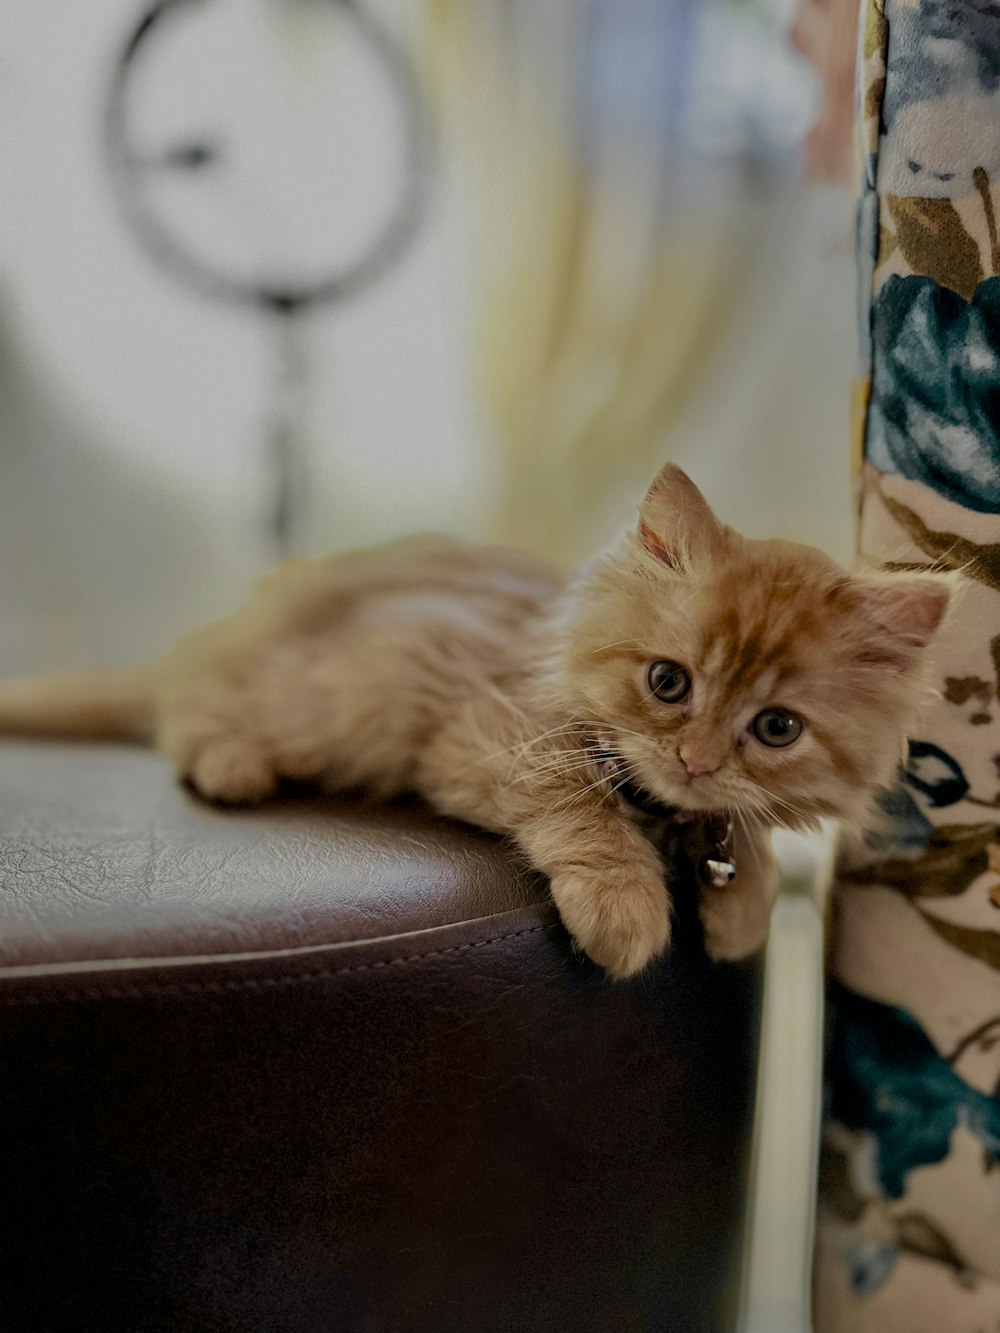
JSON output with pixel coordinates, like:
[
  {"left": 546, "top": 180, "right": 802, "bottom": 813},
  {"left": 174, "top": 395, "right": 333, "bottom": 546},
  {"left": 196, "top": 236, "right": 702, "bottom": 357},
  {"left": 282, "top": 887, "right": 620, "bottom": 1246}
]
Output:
[
  {"left": 0, "top": 741, "right": 545, "bottom": 971},
  {"left": 0, "top": 741, "right": 761, "bottom": 1333}
]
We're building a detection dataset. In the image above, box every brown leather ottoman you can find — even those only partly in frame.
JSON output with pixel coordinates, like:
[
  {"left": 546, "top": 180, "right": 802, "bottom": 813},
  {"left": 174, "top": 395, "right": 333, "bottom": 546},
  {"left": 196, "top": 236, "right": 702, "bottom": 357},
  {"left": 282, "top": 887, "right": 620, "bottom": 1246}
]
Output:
[{"left": 0, "top": 741, "right": 761, "bottom": 1333}]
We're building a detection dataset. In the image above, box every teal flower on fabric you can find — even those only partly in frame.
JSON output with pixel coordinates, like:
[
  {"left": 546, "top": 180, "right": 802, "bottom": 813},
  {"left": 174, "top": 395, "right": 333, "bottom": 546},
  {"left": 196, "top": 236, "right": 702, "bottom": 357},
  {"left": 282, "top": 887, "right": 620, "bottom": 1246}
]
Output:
[
  {"left": 884, "top": 0, "right": 1000, "bottom": 131},
  {"left": 827, "top": 981, "right": 1000, "bottom": 1199},
  {"left": 867, "top": 275, "right": 1000, "bottom": 513}
]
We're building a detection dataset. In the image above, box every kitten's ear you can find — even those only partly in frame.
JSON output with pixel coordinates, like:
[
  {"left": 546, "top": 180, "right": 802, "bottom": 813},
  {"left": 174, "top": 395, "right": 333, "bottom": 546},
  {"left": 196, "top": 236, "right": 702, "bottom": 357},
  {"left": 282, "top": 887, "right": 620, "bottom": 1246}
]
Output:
[
  {"left": 850, "top": 573, "right": 953, "bottom": 670},
  {"left": 637, "top": 463, "right": 726, "bottom": 570}
]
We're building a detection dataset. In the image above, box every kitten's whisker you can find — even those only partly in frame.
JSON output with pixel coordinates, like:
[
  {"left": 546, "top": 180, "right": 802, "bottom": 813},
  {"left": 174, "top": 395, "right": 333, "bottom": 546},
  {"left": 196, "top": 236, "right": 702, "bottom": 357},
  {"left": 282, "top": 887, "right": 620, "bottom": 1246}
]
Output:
[
  {"left": 551, "top": 762, "right": 641, "bottom": 810},
  {"left": 590, "top": 638, "right": 644, "bottom": 654},
  {"left": 765, "top": 797, "right": 811, "bottom": 826},
  {"left": 749, "top": 790, "right": 818, "bottom": 832},
  {"left": 802, "top": 678, "right": 887, "bottom": 700},
  {"left": 597, "top": 771, "right": 644, "bottom": 809},
  {"left": 600, "top": 776, "right": 643, "bottom": 809},
  {"left": 471, "top": 723, "right": 585, "bottom": 768},
  {"left": 748, "top": 782, "right": 811, "bottom": 822},
  {"left": 731, "top": 805, "right": 767, "bottom": 873},
  {"left": 509, "top": 724, "right": 587, "bottom": 754},
  {"left": 583, "top": 723, "right": 629, "bottom": 735},
  {"left": 523, "top": 756, "right": 593, "bottom": 775},
  {"left": 730, "top": 796, "right": 761, "bottom": 825},
  {"left": 518, "top": 723, "right": 589, "bottom": 750},
  {"left": 525, "top": 742, "right": 597, "bottom": 763},
  {"left": 522, "top": 745, "right": 591, "bottom": 765},
  {"left": 509, "top": 754, "right": 600, "bottom": 785},
  {"left": 731, "top": 791, "right": 780, "bottom": 831},
  {"left": 582, "top": 719, "right": 648, "bottom": 742}
]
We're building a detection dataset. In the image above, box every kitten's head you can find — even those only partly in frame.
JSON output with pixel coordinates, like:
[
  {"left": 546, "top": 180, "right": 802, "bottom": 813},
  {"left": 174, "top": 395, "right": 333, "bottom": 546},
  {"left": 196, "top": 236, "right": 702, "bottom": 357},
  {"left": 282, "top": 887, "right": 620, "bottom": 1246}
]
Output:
[{"left": 555, "top": 463, "right": 952, "bottom": 829}]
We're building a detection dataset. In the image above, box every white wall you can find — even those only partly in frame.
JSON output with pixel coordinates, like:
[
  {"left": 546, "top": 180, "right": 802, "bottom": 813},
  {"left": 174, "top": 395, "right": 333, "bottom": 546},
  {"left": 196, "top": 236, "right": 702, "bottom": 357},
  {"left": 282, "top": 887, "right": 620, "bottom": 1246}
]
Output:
[
  {"left": 0, "top": 0, "right": 488, "bottom": 671},
  {"left": 0, "top": 0, "right": 855, "bottom": 676}
]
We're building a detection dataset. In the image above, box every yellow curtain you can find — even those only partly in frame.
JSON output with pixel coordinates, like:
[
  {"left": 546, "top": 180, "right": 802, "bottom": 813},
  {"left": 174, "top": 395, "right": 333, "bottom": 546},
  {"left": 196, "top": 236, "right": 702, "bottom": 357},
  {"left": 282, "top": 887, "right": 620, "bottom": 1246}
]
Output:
[{"left": 419, "top": 0, "right": 760, "bottom": 561}]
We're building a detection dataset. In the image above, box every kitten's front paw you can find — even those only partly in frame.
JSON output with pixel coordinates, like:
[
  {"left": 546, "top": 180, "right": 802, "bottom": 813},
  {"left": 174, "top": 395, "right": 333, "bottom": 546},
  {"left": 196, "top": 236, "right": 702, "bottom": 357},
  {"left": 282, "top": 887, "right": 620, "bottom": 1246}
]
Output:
[
  {"left": 550, "top": 869, "right": 671, "bottom": 980},
  {"left": 698, "top": 880, "right": 771, "bottom": 962}
]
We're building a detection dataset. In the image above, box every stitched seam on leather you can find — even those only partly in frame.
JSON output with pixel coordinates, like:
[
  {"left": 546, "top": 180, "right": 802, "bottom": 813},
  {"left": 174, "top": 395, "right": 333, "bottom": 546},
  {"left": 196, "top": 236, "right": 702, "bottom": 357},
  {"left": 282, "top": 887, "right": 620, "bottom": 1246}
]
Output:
[
  {"left": 0, "top": 924, "right": 557, "bottom": 1007},
  {"left": 0, "top": 901, "right": 553, "bottom": 978}
]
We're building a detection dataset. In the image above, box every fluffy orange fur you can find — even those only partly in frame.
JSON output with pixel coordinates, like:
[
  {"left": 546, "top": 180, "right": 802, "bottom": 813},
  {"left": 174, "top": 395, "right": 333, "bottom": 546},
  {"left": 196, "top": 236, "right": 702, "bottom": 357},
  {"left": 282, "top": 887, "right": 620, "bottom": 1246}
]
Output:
[{"left": 0, "top": 464, "right": 951, "bottom": 978}]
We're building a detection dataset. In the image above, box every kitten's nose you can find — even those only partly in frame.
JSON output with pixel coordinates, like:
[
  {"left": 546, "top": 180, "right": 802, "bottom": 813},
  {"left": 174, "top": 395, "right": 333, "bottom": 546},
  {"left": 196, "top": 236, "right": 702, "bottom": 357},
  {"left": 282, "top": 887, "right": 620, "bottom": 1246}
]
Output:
[{"left": 680, "top": 750, "right": 719, "bottom": 779}]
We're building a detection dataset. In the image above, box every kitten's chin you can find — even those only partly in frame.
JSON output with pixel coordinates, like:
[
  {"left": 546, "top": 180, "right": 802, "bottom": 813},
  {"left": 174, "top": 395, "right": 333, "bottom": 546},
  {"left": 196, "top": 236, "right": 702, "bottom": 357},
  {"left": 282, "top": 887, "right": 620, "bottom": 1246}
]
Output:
[
  {"left": 656, "top": 787, "right": 732, "bottom": 821},
  {"left": 636, "top": 764, "right": 724, "bottom": 815}
]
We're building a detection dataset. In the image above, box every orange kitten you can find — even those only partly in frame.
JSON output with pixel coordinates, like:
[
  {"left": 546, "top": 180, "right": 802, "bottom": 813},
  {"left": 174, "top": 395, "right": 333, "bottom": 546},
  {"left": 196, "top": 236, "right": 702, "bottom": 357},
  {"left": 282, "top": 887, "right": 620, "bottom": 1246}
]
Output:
[{"left": 0, "top": 464, "right": 950, "bottom": 977}]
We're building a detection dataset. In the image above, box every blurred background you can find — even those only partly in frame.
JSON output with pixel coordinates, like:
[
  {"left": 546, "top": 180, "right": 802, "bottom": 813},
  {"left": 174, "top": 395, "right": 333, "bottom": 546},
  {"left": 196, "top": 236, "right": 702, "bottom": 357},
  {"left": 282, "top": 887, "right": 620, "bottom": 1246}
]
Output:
[{"left": 0, "top": 0, "right": 857, "bottom": 675}]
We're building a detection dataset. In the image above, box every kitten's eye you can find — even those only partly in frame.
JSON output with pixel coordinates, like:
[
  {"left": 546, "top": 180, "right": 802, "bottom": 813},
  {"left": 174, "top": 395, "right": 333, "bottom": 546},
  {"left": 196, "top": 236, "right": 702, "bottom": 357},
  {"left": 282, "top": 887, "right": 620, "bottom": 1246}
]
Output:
[
  {"left": 648, "top": 660, "right": 691, "bottom": 703},
  {"left": 752, "top": 708, "right": 803, "bottom": 748}
]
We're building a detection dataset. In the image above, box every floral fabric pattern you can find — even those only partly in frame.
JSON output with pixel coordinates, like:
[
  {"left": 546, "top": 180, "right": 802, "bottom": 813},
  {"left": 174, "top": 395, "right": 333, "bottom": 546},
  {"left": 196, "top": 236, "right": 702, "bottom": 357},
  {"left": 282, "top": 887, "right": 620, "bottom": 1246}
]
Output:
[
  {"left": 816, "top": 2, "right": 1000, "bottom": 1330},
  {"left": 826, "top": 981, "right": 1000, "bottom": 1200},
  {"left": 867, "top": 276, "right": 1000, "bottom": 512}
]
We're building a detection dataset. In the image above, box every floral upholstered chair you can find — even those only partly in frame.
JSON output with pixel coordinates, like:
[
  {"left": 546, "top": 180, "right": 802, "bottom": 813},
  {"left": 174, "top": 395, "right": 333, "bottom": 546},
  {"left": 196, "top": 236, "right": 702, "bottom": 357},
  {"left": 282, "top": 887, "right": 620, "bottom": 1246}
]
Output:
[{"left": 815, "top": 2, "right": 1000, "bottom": 1328}]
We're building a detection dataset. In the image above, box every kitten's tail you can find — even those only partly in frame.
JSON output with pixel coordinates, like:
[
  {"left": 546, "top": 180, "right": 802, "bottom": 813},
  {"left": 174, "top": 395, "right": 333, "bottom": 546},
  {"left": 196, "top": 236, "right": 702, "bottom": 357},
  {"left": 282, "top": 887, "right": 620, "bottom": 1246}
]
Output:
[{"left": 0, "top": 667, "right": 155, "bottom": 741}]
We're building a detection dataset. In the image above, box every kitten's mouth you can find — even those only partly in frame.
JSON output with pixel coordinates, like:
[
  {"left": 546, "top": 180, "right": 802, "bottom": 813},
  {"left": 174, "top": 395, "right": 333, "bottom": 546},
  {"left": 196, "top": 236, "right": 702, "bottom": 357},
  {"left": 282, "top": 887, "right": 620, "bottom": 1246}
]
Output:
[{"left": 590, "top": 744, "right": 721, "bottom": 824}]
